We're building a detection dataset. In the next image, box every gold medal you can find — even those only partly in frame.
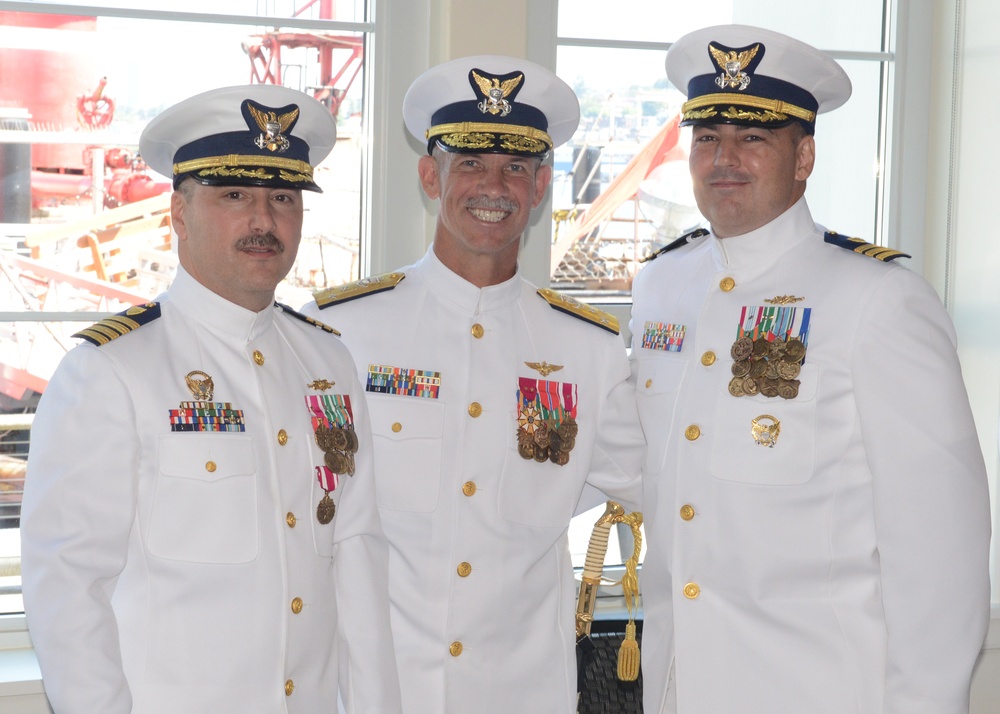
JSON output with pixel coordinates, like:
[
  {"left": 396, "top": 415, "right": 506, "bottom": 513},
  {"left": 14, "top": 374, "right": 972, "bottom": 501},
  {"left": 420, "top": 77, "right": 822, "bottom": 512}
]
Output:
[
  {"left": 731, "top": 360, "right": 751, "bottom": 377},
  {"left": 315, "top": 426, "right": 336, "bottom": 452},
  {"left": 759, "top": 379, "right": 780, "bottom": 398},
  {"left": 518, "top": 439, "right": 534, "bottom": 460},
  {"left": 777, "top": 361, "right": 800, "bottom": 380},
  {"left": 778, "top": 380, "right": 800, "bottom": 399},
  {"left": 784, "top": 338, "right": 806, "bottom": 362},
  {"left": 317, "top": 492, "right": 336, "bottom": 524},
  {"left": 344, "top": 428, "right": 359, "bottom": 453},
  {"left": 728, "top": 376, "right": 746, "bottom": 397},
  {"left": 731, "top": 336, "right": 753, "bottom": 361},
  {"left": 533, "top": 421, "right": 551, "bottom": 448},
  {"left": 741, "top": 376, "right": 759, "bottom": 396},
  {"left": 324, "top": 450, "right": 351, "bottom": 473},
  {"left": 557, "top": 416, "right": 579, "bottom": 440},
  {"left": 533, "top": 446, "right": 549, "bottom": 462}
]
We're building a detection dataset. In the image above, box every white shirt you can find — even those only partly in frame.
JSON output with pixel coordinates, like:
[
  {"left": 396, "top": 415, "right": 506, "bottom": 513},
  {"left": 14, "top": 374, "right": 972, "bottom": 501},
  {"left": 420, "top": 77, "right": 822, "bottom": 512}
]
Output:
[
  {"left": 631, "top": 198, "right": 991, "bottom": 714},
  {"left": 303, "top": 247, "right": 645, "bottom": 714},
  {"left": 21, "top": 267, "right": 400, "bottom": 714}
]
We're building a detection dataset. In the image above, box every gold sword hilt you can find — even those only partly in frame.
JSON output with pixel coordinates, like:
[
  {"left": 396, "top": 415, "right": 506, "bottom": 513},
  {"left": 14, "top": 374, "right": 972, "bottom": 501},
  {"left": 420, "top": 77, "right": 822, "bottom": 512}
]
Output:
[{"left": 575, "top": 500, "right": 625, "bottom": 638}]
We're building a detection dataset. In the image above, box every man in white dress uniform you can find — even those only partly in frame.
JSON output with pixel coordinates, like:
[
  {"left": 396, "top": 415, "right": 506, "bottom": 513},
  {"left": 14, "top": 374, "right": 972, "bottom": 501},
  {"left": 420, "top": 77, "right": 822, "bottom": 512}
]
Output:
[
  {"left": 631, "top": 25, "right": 992, "bottom": 714},
  {"left": 303, "top": 56, "right": 645, "bottom": 713},
  {"left": 21, "top": 85, "right": 401, "bottom": 714}
]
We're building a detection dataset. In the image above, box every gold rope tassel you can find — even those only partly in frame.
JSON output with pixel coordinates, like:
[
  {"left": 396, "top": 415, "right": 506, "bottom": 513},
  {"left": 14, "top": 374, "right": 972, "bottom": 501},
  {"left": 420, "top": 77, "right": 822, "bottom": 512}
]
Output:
[{"left": 615, "top": 511, "right": 643, "bottom": 682}]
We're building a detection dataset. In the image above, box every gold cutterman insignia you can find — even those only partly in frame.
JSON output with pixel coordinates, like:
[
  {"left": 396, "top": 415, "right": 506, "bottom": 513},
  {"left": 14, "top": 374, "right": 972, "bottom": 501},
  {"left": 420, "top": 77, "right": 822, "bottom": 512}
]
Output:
[
  {"left": 751, "top": 414, "right": 781, "bottom": 447},
  {"left": 763, "top": 295, "right": 805, "bottom": 305},
  {"left": 185, "top": 370, "right": 214, "bottom": 401},
  {"left": 525, "top": 361, "right": 563, "bottom": 377},
  {"left": 309, "top": 379, "right": 335, "bottom": 391}
]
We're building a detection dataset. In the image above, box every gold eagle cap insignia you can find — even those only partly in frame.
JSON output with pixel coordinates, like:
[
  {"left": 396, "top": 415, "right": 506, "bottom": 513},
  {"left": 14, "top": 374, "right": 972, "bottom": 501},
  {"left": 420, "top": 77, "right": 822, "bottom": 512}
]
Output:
[
  {"left": 709, "top": 43, "right": 760, "bottom": 90},
  {"left": 472, "top": 70, "right": 523, "bottom": 116},
  {"left": 525, "top": 361, "right": 564, "bottom": 377},
  {"left": 247, "top": 102, "right": 298, "bottom": 153}
]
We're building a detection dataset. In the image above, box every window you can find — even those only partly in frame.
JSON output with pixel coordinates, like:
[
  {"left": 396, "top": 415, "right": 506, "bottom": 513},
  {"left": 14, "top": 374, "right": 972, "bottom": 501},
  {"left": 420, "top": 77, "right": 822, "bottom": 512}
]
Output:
[
  {"left": 541, "top": 2, "right": 1000, "bottom": 607},
  {"left": 0, "top": 0, "right": 379, "bottom": 616},
  {"left": 544, "top": 0, "right": 892, "bottom": 307}
]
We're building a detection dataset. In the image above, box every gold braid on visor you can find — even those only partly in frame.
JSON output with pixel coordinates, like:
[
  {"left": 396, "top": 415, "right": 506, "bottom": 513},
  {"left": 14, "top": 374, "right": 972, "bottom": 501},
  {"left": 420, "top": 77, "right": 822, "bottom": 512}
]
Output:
[
  {"left": 426, "top": 122, "right": 553, "bottom": 151},
  {"left": 173, "top": 153, "right": 314, "bottom": 180},
  {"left": 681, "top": 93, "right": 816, "bottom": 123}
]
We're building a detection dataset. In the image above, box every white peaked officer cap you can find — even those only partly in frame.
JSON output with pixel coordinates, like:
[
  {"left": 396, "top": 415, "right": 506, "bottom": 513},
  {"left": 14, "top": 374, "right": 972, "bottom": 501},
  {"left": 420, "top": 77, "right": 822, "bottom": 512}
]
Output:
[
  {"left": 403, "top": 54, "right": 580, "bottom": 158},
  {"left": 666, "top": 25, "right": 852, "bottom": 135},
  {"left": 140, "top": 84, "right": 337, "bottom": 192}
]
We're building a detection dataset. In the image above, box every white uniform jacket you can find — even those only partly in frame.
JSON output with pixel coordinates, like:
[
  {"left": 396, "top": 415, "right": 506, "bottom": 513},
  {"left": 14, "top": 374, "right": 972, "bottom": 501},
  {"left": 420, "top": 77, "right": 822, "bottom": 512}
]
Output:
[
  {"left": 303, "top": 247, "right": 645, "bottom": 714},
  {"left": 630, "top": 198, "right": 991, "bottom": 714},
  {"left": 21, "top": 267, "right": 401, "bottom": 714}
]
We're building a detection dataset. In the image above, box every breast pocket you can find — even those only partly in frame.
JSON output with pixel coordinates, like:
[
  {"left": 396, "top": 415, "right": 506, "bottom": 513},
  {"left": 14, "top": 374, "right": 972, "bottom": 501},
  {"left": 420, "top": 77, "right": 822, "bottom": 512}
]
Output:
[
  {"left": 634, "top": 357, "right": 688, "bottom": 474},
  {"left": 368, "top": 395, "right": 444, "bottom": 512},
  {"left": 709, "top": 364, "right": 819, "bottom": 485},
  {"left": 149, "top": 434, "right": 258, "bottom": 563}
]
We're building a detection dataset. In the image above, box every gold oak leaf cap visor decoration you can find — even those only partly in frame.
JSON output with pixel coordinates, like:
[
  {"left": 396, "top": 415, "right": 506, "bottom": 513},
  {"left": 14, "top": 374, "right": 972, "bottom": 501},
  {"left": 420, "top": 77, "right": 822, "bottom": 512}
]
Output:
[
  {"left": 403, "top": 54, "right": 581, "bottom": 158},
  {"left": 666, "top": 24, "right": 852, "bottom": 135},
  {"left": 139, "top": 84, "right": 337, "bottom": 192}
]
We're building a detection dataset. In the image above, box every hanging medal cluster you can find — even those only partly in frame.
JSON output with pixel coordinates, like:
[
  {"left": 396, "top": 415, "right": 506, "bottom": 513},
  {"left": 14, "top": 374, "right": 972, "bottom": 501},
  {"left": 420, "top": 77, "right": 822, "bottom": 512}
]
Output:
[
  {"left": 515, "top": 376, "right": 579, "bottom": 466},
  {"left": 305, "top": 393, "right": 358, "bottom": 524},
  {"left": 728, "top": 304, "right": 811, "bottom": 400}
]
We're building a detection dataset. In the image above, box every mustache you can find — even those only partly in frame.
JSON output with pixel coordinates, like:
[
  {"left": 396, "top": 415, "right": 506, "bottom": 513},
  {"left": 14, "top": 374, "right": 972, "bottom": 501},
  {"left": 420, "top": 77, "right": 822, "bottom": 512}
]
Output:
[
  {"left": 235, "top": 232, "right": 284, "bottom": 252},
  {"left": 706, "top": 170, "right": 752, "bottom": 183},
  {"left": 464, "top": 196, "right": 518, "bottom": 212}
]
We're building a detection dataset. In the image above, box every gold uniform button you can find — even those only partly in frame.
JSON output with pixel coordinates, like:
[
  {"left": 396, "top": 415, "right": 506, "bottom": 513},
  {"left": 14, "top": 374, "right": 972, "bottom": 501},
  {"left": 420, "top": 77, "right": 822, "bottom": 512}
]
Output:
[
  {"left": 449, "top": 641, "right": 464, "bottom": 657},
  {"left": 468, "top": 402, "right": 483, "bottom": 418},
  {"left": 700, "top": 351, "right": 716, "bottom": 366},
  {"left": 291, "top": 597, "right": 303, "bottom": 614},
  {"left": 462, "top": 481, "right": 477, "bottom": 497},
  {"left": 683, "top": 582, "right": 701, "bottom": 599},
  {"left": 645, "top": 378, "right": 653, "bottom": 389},
  {"left": 679, "top": 505, "right": 695, "bottom": 521},
  {"left": 205, "top": 461, "right": 217, "bottom": 473},
  {"left": 720, "top": 277, "right": 736, "bottom": 292},
  {"left": 471, "top": 323, "right": 485, "bottom": 339},
  {"left": 253, "top": 349, "right": 265, "bottom": 366},
  {"left": 457, "top": 562, "right": 472, "bottom": 577},
  {"left": 284, "top": 679, "right": 294, "bottom": 696},
  {"left": 286, "top": 512, "right": 297, "bottom": 528},
  {"left": 391, "top": 422, "right": 402, "bottom": 433},
  {"left": 277, "top": 429, "right": 288, "bottom": 445},
  {"left": 684, "top": 425, "right": 701, "bottom": 441}
]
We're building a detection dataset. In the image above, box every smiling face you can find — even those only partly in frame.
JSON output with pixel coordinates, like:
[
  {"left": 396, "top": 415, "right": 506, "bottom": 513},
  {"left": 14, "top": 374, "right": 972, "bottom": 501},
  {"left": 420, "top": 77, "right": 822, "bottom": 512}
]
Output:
[
  {"left": 172, "top": 179, "right": 304, "bottom": 311},
  {"left": 418, "top": 149, "right": 552, "bottom": 287},
  {"left": 688, "top": 122, "right": 815, "bottom": 238}
]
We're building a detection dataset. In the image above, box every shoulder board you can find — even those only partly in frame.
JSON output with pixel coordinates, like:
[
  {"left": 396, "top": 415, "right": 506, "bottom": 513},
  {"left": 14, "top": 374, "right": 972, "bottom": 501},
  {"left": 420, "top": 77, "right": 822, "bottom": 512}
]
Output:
[
  {"left": 276, "top": 303, "right": 341, "bottom": 336},
  {"left": 823, "top": 231, "right": 910, "bottom": 262},
  {"left": 640, "top": 228, "right": 709, "bottom": 263},
  {"left": 536, "top": 288, "right": 619, "bottom": 335},
  {"left": 73, "top": 302, "right": 162, "bottom": 346},
  {"left": 313, "top": 271, "right": 406, "bottom": 309}
]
